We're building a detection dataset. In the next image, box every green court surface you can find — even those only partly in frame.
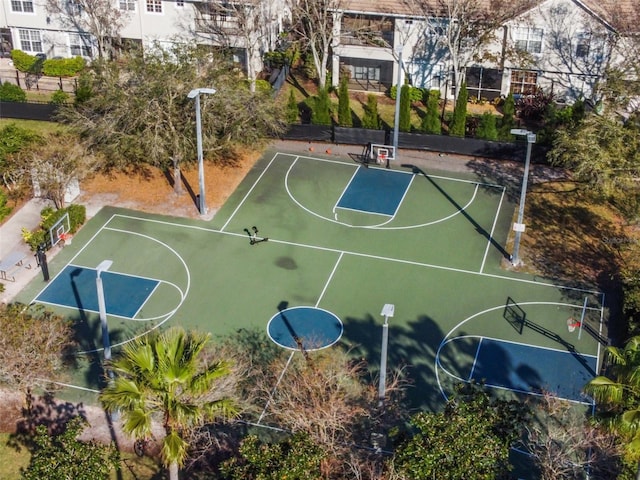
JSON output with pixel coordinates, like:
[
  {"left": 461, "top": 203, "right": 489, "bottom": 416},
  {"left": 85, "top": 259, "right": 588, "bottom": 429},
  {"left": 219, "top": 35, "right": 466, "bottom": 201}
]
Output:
[{"left": 17, "top": 150, "right": 606, "bottom": 413}]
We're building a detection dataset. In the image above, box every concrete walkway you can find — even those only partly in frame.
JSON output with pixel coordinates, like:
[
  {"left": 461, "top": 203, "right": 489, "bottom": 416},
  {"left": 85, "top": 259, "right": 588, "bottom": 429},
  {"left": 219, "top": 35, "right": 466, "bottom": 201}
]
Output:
[{"left": 0, "top": 198, "right": 55, "bottom": 304}]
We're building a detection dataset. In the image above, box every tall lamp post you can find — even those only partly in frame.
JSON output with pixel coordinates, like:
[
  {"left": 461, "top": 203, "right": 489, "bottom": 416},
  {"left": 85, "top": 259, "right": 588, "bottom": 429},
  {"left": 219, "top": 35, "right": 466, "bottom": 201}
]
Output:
[
  {"left": 510, "top": 129, "right": 536, "bottom": 266},
  {"left": 96, "top": 260, "right": 113, "bottom": 361},
  {"left": 378, "top": 303, "right": 395, "bottom": 408},
  {"left": 392, "top": 43, "right": 404, "bottom": 166},
  {"left": 187, "top": 87, "right": 216, "bottom": 216}
]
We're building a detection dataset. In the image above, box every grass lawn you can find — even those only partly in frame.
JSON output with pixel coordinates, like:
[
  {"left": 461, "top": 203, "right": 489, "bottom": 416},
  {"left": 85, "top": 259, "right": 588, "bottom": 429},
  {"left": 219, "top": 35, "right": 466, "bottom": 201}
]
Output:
[
  {"left": 0, "top": 433, "right": 163, "bottom": 479},
  {"left": 0, "top": 118, "right": 67, "bottom": 135}
]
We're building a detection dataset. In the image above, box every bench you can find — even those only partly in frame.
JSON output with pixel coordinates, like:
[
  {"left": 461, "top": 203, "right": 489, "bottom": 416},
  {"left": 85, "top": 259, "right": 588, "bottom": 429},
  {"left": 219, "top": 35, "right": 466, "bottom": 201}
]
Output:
[{"left": 0, "top": 251, "right": 30, "bottom": 282}]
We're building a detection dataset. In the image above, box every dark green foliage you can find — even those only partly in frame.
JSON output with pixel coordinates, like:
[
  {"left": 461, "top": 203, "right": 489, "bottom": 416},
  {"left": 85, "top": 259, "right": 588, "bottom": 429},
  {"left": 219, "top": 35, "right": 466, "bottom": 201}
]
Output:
[
  {"left": 50, "top": 90, "right": 70, "bottom": 105},
  {"left": 337, "top": 76, "right": 352, "bottom": 127},
  {"left": 399, "top": 84, "right": 411, "bottom": 132},
  {"left": 362, "top": 94, "right": 380, "bottom": 129},
  {"left": 42, "top": 56, "right": 86, "bottom": 77},
  {"left": 421, "top": 90, "right": 441, "bottom": 134},
  {"left": 476, "top": 112, "right": 498, "bottom": 140},
  {"left": 311, "top": 88, "right": 332, "bottom": 125},
  {"left": 66, "top": 204, "right": 86, "bottom": 233},
  {"left": 498, "top": 93, "right": 516, "bottom": 141},
  {"left": 22, "top": 417, "right": 120, "bottom": 480},
  {"left": 221, "top": 433, "right": 324, "bottom": 480},
  {"left": 0, "top": 82, "right": 27, "bottom": 102},
  {"left": 449, "top": 82, "right": 468, "bottom": 137},
  {"left": 286, "top": 89, "right": 299, "bottom": 123},
  {"left": 22, "top": 204, "right": 86, "bottom": 251},
  {"left": 393, "top": 384, "right": 528, "bottom": 480},
  {"left": 0, "top": 123, "right": 40, "bottom": 180},
  {"left": 0, "top": 190, "right": 11, "bottom": 222},
  {"left": 73, "top": 71, "right": 93, "bottom": 105}
]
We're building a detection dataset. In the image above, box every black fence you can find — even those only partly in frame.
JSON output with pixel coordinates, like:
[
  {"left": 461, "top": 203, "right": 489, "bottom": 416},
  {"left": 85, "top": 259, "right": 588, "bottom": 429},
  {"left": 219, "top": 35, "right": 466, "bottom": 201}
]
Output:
[
  {"left": 0, "top": 101, "right": 58, "bottom": 121},
  {"left": 0, "top": 101, "right": 547, "bottom": 163},
  {"left": 282, "top": 124, "right": 547, "bottom": 162}
]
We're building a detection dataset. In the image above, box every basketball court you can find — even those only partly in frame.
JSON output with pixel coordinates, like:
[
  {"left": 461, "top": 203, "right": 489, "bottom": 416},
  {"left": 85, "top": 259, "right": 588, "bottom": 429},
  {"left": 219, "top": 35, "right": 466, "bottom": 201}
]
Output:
[{"left": 17, "top": 147, "right": 606, "bottom": 415}]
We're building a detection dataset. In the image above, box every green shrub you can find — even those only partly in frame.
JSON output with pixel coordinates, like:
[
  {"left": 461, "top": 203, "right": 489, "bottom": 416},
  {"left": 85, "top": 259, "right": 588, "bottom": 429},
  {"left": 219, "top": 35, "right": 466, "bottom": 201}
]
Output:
[
  {"left": 498, "top": 93, "right": 515, "bottom": 141},
  {"left": 10, "top": 50, "right": 38, "bottom": 72},
  {"left": 449, "top": 82, "right": 468, "bottom": 137},
  {"left": 0, "top": 82, "right": 27, "bottom": 102},
  {"left": 22, "top": 204, "right": 86, "bottom": 251},
  {"left": 0, "top": 189, "right": 12, "bottom": 222},
  {"left": 66, "top": 204, "right": 86, "bottom": 233},
  {"left": 254, "top": 79, "right": 272, "bottom": 93},
  {"left": 337, "top": 76, "right": 352, "bottom": 127},
  {"left": 362, "top": 94, "right": 380, "bottom": 129},
  {"left": 399, "top": 84, "right": 411, "bottom": 132},
  {"left": 74, "top": 71, "right": 94, "bottom": 105},
  {"left": 310, "top": 88, "right": 331, "bottom": 125},
  {"left": 286, "top": 89, "right": 299, "bottom": 123},
  {"left": 42, "top": 56, "right": 86, "bottom": 77},
  {"left": 421, "top": 90, "right": 441, "bottom": 134},
  {"left": 476, "top": 112, "right": 498, "bottom": 140},
  {"left": 389, "top": 85, "right": 424, "bottom": 102},
  {"left": 50, "top": 90, "right": 70, "bottom": 104}
]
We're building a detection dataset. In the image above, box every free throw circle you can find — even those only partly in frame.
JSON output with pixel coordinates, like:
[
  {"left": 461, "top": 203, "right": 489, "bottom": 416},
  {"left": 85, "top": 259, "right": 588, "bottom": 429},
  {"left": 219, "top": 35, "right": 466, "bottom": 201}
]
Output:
[{"left": 267, "top": 306, "right": 343, "bottom": 351}]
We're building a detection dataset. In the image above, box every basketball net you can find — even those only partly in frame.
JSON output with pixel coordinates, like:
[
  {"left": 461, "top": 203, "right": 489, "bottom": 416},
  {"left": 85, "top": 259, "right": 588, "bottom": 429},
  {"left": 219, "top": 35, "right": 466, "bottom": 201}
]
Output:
[
  {"left": 567, "top": 317, "right": 581, "bottom": 332},
  {"left": 378, "top": 152, "right": 387, "bottom": 165}
]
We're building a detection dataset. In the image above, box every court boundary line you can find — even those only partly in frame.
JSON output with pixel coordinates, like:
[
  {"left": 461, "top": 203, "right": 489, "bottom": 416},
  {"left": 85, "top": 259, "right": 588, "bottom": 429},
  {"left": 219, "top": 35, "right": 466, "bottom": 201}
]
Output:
[
  {"left": 317, "top": 252, "right": 343, "bottom": 307},
  {"left": 333, "top": 161, "right": 360, "bottom": 213},
  {"left": 257, "top": 350, "right": 296, "bottom": 424},
  {"left": 479, "top": 186, "right": 507, "bottom": 273},
  {"left": 468, "top": 337, "right": 483, "bottom": 381}
]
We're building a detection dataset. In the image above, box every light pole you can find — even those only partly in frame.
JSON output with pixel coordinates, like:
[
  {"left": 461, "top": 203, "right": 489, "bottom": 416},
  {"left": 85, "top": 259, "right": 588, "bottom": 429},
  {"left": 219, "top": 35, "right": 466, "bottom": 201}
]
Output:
[
  {"left": 96, "top": 259, "right": 113, "bottom": 361},
  {"left": 392, "top": 43, "right": 404, "bottom": 166},
  {"left": 378, "top": 303, "right": 395, "bottom": 407},
  {"left": 510, "top": 129, "right": 536, "bottom": 266},
  {"left": 187, "top": 87, "right": 216, "bottom": 216}
]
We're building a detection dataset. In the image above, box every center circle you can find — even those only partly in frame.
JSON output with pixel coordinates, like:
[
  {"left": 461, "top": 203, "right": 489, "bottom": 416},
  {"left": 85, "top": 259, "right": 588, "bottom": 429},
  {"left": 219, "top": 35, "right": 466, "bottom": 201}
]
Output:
[{"left": 267, "top": 306, "right": 343, "bottom": 351}]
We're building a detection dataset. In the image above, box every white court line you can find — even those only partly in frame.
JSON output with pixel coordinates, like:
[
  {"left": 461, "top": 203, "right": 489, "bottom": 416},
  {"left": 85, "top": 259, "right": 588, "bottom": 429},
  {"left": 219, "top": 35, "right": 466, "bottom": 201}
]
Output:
[
  {"left": 479, "top": 186, "right": 506, "bottom": 273},
  {"left": 257, "top": 350, "right": 296, "bottom": 424},
  {"left": 334, "top": 205, "right": 392, "bottom": 217},
  {"left": 333, "top": 164, "right": 360, "bottom": 214},
  {"left": 468, "top": 337, "right": 483, "bottom": 381},
  {"left": 133, "top": 280, "right": 162, "bottom": 319},
  {"left": 435, "top": 301, "right": 604, "bottom": 403},
  {"left": 220, "top": 152, "right": 279, "bottom": 232},
  {"left": 316, "top": 252, "right": 344, "bottom": 307}
]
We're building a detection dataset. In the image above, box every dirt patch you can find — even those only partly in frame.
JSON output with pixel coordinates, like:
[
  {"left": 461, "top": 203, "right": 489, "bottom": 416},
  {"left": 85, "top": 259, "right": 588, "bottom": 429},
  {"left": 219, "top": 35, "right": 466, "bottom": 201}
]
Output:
[{"left": 78, "top": 148, "right": 261, "bottom": 219}]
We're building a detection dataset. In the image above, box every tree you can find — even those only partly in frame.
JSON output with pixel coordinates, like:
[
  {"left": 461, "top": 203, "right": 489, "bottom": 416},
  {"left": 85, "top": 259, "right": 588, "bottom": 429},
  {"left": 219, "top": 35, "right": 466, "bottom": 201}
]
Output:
[
  {"left": 337, "top": 76, "right": 352, "bottom": 127},
  {"left": 22, "top": 417, "right": 120, "bottom": 480},
  {"left": 0, "top": 303, "right": 75, "bottom": 395},
  {"left": 44, "top": 0, "right": 126, "bottom": 59},
  {"left": 399, "top": 84, "right": 411, "bottom": 132},
  {"left": 362, "top": 94, "right": 380, "bottom": 129},
  {"left": 290, "top": 0, "right": 342, "bottom": 89},
  {"left": 393, "top": 383, "right": 528, "bottom": 480},
  {"left": 421, "top": 90, "right": 441, "bottom": 134},
  {"left": 10, "top": 132, "right": 101, "bottom": 208},
  {"left": 311, "top": 88, "right": 332, "bottom": 125},
  {"left": 406, "top": 0, "right": 531, "bottom": 101},
  {"left": 584, "top": 336, "right": 640, "bottom": 478},
  {"left": 57, "top": 46, "right": 284, "bottom": 195},
  {"left": 524, "top": 393, "right": 626, "bottom": 480},
  {"left": 0, "top": 123, "right": 41, "bottom": 192},
  {"left": 476, "top": 112, "right": 497, "bottom": 140},
  {"left": 449, "top": 81, "right": 467, "bottom": 136},
  {"left": 286, "top": 89, "right": 300, "bottom": 123},
  {"left": 100, "top": 327, "right": 240, "bottom": 480},
  {"left": 221, "top": 433, "right": 324, "bottom": 480},
  {"left": 498, "top": 92, "right": 516, "bottom": 141}
]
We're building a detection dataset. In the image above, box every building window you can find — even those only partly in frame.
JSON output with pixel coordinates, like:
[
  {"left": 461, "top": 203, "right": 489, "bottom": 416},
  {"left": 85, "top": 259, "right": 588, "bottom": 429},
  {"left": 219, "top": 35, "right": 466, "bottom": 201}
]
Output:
[
  {"left": 510, "top": 70, "right": 538, "bottom": 95},
  {"left": 70, "top": 33, "right": 92, "bottom": 57},
  {"left": 146, "top": 0, "right": 162, "bottom": 13},
  {"left": 353, "top": 65, "right": 380, "bottom": 82},
  {"left": 120, "top": 0, "right": 135, "bottom": 10},
  {"left": 19, "top": 29, "right": 42, "bottom": 52},
  {"left": 11, "top": 0, "right": 34, "bottom": 12},
  {"left": 175, "top": 0, "right": 183, "bottom": 6},
  {"left": 575, "top": 32, "right": 590, "bottom": 58},
  {"left": 514, "top": 27, "right": 543, "bottom": 54},
  {"left": 65, "top": 0, "right": 82, "bottom": 15}
]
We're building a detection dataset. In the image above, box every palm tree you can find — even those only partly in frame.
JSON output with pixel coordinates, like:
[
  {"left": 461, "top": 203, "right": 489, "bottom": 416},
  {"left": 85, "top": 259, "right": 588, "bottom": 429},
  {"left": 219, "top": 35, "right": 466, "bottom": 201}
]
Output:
[
  {"left": 100, "top": 327, "right": 239, "bottom": 480},
  {"left": 584, "top": 336, "right": 640, "bottom": 479}
]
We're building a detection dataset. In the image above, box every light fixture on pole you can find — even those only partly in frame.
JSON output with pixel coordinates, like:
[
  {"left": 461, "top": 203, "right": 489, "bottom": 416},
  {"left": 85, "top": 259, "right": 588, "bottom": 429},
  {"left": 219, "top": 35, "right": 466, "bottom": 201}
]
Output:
[
  {"left": 187, "top": 87, "right": 216, "bottom": 216},
  {"left": 392, "top": 43, "right": 404, "bottom": 167},
  {"left": 510, "top": 129, "right": 536, "bottom": 266},
  {"left": 378, "top": 303, "right": 395, "bottom": 408},
  {"left": 96, "top": 259, "right": 113, "bottom": 361}
]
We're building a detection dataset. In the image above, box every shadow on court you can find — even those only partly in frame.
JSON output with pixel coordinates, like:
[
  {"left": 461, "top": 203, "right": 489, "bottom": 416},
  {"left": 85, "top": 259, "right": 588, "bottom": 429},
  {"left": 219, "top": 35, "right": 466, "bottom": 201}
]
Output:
[{"left": 403, "top": 164, "right": 510, "bottom": 261}]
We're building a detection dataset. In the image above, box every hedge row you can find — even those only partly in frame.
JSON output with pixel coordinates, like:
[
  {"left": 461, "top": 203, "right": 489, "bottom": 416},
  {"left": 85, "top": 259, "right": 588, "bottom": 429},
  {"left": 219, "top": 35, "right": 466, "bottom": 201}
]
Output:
[{"left": 10, "top": 50, "right": 86, "bottom": 77}]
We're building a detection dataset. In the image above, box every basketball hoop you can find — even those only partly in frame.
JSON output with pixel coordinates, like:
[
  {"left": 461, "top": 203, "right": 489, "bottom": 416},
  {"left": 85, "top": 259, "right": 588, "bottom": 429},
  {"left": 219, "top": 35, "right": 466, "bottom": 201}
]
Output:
[
  {"left": 377, "top": 148, "right": 389, "bottom": 165},
  {"left": 567, "top": 317, "right": 581, "bottom": 332}
]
